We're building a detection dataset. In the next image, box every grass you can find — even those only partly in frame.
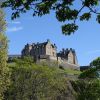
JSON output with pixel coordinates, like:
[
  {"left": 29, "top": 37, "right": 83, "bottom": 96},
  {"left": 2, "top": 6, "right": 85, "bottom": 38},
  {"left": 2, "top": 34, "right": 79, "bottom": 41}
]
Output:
[
  {"left": 64, "top": 68, "right": 81, "bottom": 75},
  {"left": 7, "top": 62, "right": 16, "bottom": 67},
  {"left": 8, "top": 61, "right": 81, "bottom": 76}
]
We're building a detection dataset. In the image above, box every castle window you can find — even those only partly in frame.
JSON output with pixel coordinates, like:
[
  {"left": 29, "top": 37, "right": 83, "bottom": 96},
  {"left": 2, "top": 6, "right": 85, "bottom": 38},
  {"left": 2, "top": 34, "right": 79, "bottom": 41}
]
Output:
[
  {"left": 53, "top": 52, "right": 55, "bottom": 56},
  {"left": 40, "top": 47, "right": 42, "bottom": 54}
]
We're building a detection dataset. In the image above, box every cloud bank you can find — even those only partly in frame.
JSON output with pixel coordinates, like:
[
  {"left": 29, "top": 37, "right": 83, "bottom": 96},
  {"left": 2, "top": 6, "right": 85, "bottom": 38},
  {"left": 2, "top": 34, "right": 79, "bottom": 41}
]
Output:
[
  {"left": 8, "top": 21, "right": 21, "bottom": 24},
  {"left": 7, "top": 27, "right": 23, "bottom": 32}
]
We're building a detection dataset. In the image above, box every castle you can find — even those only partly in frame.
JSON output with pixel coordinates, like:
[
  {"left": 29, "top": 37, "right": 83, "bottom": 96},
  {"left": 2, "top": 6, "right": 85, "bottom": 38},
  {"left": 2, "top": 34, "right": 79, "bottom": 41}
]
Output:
[{"left": 21, "top": 39, "right": 79, "bottom": 69}]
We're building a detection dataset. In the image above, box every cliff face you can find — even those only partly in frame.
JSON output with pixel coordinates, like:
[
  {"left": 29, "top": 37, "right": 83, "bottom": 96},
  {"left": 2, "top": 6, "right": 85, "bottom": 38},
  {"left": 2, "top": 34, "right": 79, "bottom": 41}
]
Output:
[{"left": 64, "top": 80, "right": 77, "bottom": 100}]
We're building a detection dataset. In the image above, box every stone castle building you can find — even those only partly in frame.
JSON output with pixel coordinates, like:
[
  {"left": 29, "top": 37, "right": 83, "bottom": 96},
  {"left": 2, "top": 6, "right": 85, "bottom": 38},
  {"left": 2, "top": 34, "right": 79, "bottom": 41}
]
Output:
[
  {"left": 22, "top": 39, "right": 57, "bottom": 61},
  {"left": 21, "top": 40, "right": 79, "bottom": 69},
  {"left": 57, "top": 48, "right": 78, "bottom": 65}
]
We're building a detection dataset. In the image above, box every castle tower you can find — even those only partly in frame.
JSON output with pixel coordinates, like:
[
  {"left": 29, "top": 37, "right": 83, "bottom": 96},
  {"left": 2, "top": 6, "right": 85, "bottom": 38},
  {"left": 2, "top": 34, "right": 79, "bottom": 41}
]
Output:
[
  {"left": 57, "top": 48, "right": 78, "bottom": 65},
  {"left": 68, "top": 48, "right": 78, "bottom": 65},
  {"left": 21, "top": 43, "right": 32, "bottom": 57}
]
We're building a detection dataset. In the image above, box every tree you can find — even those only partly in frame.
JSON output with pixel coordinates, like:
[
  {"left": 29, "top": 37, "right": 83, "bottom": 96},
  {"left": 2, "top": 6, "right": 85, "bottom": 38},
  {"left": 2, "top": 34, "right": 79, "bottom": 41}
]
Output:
[
  {"left": 1, "top": 0, "right": 100, "bottom": 35},
  {"left": 13, "top": 56, "right": 34, "bottom": 67},
  {"left": 5, "top": 61, "right": 76, "bottom": 100},
  {"left": 74, "top": 57, "right": 100, "bottom": 100},
  {"left": 79, "top": 57, "right": 100, "bottom": 79},
  {"left": 90, "top": 57, "right": 100, "bottom": 68},
  {"left": 0, "top": 3, "right": 10, "bottom": 100},
  {"left": 79, "top": 67, "right": 98, "bottom": 79},
  {"left": 72, "top": 79, "right": 100, "bottom": 100},
  {"left": 90, "top": 57, "right": 100, "bottom": 78}
]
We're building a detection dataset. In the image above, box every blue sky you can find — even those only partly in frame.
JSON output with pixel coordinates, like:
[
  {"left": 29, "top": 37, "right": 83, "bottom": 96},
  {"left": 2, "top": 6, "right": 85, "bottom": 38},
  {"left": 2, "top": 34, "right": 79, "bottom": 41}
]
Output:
[{"left": 5, "top": 7, "right": 100, "bottom": 66}]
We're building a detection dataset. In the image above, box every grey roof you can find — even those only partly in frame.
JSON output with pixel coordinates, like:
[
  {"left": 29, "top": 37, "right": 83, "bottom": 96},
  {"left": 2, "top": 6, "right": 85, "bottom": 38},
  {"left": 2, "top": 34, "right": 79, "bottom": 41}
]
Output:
[{"left": 32, "top": 41, "right": 56, "bottom": 48}]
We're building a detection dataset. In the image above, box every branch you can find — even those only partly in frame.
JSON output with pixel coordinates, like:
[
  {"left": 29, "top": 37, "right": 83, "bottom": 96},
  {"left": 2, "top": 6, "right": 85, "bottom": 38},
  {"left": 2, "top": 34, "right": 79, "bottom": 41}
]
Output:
[
  {"left": 74, "top": 5, "right": 85, "bottom": 24},
  {"left": 88, "top": 6, "right": 100, "bottom": 14}
]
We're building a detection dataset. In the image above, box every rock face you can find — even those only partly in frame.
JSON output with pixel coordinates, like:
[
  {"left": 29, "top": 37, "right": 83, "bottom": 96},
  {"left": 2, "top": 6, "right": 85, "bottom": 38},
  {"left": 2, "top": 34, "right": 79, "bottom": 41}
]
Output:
[
  {"left": 21, "top": 39, "right": 79, "bottom": 69},
  {"left": 65, "top": 81, "right": 77, "bottom": 100}
]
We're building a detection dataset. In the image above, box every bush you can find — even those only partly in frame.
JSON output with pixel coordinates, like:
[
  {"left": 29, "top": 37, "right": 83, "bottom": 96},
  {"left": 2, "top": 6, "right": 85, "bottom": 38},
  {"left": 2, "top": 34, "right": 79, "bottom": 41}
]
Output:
[
  {"left": 72, "top": 79, "right": 100, "bottom": 100},
  {"left": 0, "top": 9, "right": 10, "bottom": 100},
  {"left": 79, "top": 68, "right": 97, "bottom": 79},
  {"left": 5, "top": 62, "right": 73, "bottom": 100}
]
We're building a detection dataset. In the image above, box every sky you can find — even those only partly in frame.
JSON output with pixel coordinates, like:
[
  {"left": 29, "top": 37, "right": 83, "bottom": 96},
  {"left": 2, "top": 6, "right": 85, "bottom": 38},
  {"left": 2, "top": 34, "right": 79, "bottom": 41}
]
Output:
[{"left": 5, "top": 5, "right": 100, "bottom": 66}]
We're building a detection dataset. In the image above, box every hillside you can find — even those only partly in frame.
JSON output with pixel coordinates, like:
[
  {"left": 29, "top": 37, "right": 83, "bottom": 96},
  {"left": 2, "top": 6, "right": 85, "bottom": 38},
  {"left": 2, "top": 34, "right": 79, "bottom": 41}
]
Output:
[{"left": 6, "top": 57, "right": 100, "bottom": 100}]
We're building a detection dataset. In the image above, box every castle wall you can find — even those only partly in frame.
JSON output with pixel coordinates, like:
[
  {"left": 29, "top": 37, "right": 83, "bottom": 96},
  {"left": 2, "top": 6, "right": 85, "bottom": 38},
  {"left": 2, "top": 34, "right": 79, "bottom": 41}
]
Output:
[
  {"left": 46, "top": 43, "right": 57, "bottom": 57},
  {"left": 74, "top": 54, "right": 78, "bottom": 65},
  {"left": 46, "top": 43, "right": 52, "bottom": 56},
  {"left": 48, "top": 55, "right": 57, "bottom": 61},
  {"left": 68, "top": 51, "right": 74, "bottom": 64}
]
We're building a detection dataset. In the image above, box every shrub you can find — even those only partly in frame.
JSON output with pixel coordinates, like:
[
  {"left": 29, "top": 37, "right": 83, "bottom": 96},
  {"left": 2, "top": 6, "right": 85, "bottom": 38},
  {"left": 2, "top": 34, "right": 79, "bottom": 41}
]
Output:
[
  {"left": 5, "top": 63, "right": 71, "bottom": 100},
  {"left": 0, "top": 8, "right": 10, "bottom": 100}
]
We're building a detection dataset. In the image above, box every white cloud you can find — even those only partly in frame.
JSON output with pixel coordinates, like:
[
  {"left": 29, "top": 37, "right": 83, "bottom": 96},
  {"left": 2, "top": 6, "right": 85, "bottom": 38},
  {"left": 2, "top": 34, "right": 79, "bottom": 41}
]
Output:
[
  {"left": 7, "top": 21, "right": 21, "bottom": 24},
  {"left": 7, "top": 27, "right": 23, "bottom": 32}
]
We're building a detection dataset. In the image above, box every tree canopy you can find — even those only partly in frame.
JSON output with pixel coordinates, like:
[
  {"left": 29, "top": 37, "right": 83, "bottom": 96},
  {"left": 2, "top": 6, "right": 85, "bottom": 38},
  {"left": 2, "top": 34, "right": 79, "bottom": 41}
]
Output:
[
  {"left": 2, "top": 0, "right": 100, "bottom": 35},
  {"left": 0, "top": 6, "right": 10, "bottom": 100},
  {"left": 90, "top": 57, "right": 100, "bottom": 69},
  {"left": 90, "top": 57, "right": 100, "bottom": 78},
  {"left": 72, "top": 79, "right": 100, "bottom": 100},
  {"left": 79, "top": 57, "right": 100, "bottom": 79}
]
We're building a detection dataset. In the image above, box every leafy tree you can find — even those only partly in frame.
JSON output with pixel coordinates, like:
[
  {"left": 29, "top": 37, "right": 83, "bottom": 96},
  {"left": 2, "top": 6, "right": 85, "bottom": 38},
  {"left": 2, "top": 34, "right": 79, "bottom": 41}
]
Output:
[
  {"left": 5, "top": 61, "right": 76, "bottom": 100},
  {"left": 90, "top": 57, "right": 100, "bottom": 78},
  {"left": 90, "top": 57, "right": 100, "bottom": 69},
  {"left": 72, "top": 79, "right": 100, "bottom": 100},
  {"left": 0, "top": 4, "right": 10, "bottom": 100},
  {"left": 1, "top": 0, "right": 100, "bottom": 35},
  {"left": 75, "top": 57, "right": 100, "bottom": 99},
  {"left": 13, "top": 56, "right": 34, "bottom": 67},
  {"left": 79, "top": 57, "right": 100, "bottom": 79},
  {"left": 79, "top": 67, "right": 98, "bottom": 79}
]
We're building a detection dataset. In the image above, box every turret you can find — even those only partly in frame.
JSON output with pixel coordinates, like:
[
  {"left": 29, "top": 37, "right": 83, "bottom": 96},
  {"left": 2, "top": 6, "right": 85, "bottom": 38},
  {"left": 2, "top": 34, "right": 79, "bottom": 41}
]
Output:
[{"left": 47, "top": 39, "right": 50, "bottom": 43}]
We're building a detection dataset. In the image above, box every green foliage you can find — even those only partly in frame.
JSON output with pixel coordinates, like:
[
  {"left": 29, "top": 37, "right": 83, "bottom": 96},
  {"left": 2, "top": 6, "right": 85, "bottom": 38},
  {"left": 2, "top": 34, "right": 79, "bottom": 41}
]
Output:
[
  {"left": 5, "top": 61, "right": 73, "bottom": 100},
  {"left": 2, "top": 0, "right": 100, "bottom": 35},
  {"left": 80, "top": 12, "right": 91, "bottom": 21},
  {"left": 62, "top": 24, "right": 78, "bottom": 35},
  {"left": 56, "top": 7, "right": 78, "bottom": 22},
  {"left": 13, "top": 56, "right": 34, "bottom": 67},
  {"left": 89, "top": 57, "right": 100, "bottom": 78},
  {"left": 6, "top": 57, "right": 100, "bottom": 100},
  {"left": 90, "top": 57, "right": 100, "bottom": 69},
  {"left": 72, "top": 79, "right": 100, "bottom": 100},
  {"left": 84, "top": 0, "right": 99, "bottom": 7},
  {"left": 96, "top": 14, "right": 100, "bottom": 23},
  {"left": 79, "top": 57, "right": 100, "bottom": 79},
  {"left": 38, "top": 60, "right": 59, "bottom": 68},
  {"left": 64, "top": 68, "right": 81, "bottom": 75},
  {"left": 0, "top": 10, "right": 6, "bottom": 32},
  {"left": 79, "top": 67, "right": 98, "bottom": 79},
  {"left": 0, "top": 8, "right": 10, "bottom": 100},
  {"left": 73, "top": 57, "right": 100, "bottom": 100}
]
